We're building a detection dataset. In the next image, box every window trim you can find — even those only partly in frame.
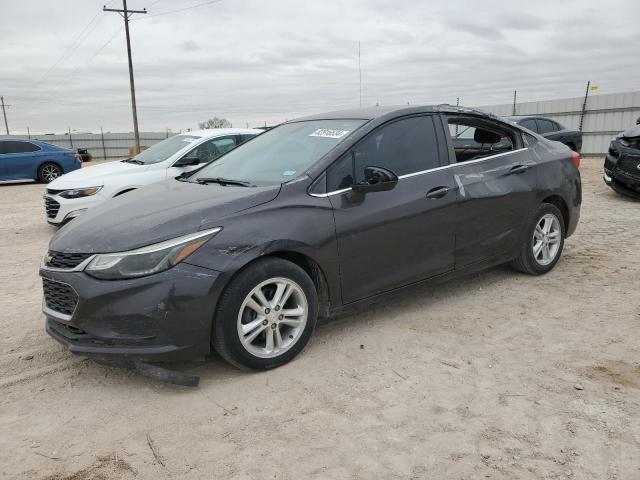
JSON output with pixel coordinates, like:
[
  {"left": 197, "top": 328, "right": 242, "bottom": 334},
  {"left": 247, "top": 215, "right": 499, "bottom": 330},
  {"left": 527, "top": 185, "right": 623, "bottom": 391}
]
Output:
[{"left": 310, "top": 147, "right": 529, "bottom": 197}]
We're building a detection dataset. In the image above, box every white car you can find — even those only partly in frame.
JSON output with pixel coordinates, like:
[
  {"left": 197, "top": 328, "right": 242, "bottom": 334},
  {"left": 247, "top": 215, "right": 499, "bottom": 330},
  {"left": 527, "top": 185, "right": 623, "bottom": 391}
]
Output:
[{"left": 44, "top": 128, "right": 261, "bottom": 225}]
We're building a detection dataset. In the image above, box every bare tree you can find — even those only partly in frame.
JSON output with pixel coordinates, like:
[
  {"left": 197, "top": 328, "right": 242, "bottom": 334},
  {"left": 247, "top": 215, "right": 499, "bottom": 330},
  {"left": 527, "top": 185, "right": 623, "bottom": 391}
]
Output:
[{"left": 198, "top": 117, "right": 232, "bottom": 129}]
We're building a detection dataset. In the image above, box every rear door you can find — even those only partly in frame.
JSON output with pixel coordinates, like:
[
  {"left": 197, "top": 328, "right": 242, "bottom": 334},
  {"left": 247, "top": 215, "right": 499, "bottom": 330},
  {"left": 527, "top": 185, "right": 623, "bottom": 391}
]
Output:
[
  {"left": 326, "top": 115, "right": 457, "bottom": 303},
  {"left": 2, "top": 140, "right": 41, "bottom": 179},
  {"left": 443, "top": 115, "right": 539, "bottom": 267}
]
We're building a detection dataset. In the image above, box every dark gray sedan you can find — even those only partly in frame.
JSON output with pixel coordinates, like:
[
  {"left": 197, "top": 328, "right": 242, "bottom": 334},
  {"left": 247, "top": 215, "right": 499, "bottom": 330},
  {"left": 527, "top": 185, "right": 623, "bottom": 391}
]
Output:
[
  {"left": 40, "top": 105, "right": 582, "bottom": 373},
  {"left": 507, "top": 115, "right": 582, "bottom": 153}
]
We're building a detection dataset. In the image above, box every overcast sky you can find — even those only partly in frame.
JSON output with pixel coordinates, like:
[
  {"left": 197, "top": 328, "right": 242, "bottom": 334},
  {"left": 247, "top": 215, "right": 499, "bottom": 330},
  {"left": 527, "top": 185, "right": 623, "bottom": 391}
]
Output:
[{"left": 2, "top": 0, "right": 639, "bottom": 134}]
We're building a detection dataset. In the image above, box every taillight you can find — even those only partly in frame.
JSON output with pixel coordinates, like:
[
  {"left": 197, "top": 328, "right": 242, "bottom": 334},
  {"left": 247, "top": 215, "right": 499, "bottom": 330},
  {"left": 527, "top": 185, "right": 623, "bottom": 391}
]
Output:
[
  {"left": 571, "top": 150, "right": 580, "bottom": 168},
  {"left": 75, "top": 153, "right": 82, "bottom": 162}
]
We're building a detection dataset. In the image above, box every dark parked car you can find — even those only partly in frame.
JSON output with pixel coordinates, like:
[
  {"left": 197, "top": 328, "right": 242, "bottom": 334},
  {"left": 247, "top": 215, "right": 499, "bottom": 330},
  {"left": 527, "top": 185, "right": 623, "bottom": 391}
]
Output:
[
  {"left": 604, "top": 123, "right": 640, "bottom": 199},
  {"left": 0, "top": 139, "right": 81, "bottom": 182},
  {"left": 506, "top": 116, "right": 582, "bottom": 152},
  {"left": 40, "top": 106, "right": 581, "bottom": 375}
]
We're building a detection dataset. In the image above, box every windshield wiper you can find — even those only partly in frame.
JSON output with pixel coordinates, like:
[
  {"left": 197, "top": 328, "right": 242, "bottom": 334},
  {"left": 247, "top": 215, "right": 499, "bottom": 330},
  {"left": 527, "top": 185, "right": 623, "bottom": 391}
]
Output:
[
  {"left": 195, "top": 177, "right": 255, "bottom": 187},
  {"left": 121, "top": 158, "right": 144, "bottom": 165}
]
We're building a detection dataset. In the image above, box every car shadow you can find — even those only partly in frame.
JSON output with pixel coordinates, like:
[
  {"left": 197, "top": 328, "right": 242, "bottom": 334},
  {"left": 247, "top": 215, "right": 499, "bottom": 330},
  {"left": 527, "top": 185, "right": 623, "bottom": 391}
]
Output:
[
  {"left": 0, "top": 180, "right": 40, "bottom": 187},
  {"left": 78, "top": 262, "right": 520, "bottom": 390}
]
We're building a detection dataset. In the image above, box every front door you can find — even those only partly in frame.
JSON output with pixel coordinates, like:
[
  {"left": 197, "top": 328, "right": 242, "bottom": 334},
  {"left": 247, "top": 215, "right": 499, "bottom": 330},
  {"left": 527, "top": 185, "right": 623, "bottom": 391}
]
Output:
[{"left": 327, "top": 115, "right": 457, "bottom": 304}]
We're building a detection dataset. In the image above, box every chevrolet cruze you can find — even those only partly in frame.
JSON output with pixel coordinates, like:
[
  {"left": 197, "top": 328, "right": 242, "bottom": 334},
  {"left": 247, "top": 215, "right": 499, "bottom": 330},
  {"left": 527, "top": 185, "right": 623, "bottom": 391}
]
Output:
[{"left": 40, "top": 105, "right": 581, "bottom": 371}]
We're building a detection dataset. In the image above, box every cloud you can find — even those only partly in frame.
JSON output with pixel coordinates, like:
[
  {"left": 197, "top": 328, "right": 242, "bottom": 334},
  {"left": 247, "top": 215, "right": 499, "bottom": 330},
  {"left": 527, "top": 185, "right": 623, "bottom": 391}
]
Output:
[{"left": 1, "top": 0, "right": 639, "bottom": 133}]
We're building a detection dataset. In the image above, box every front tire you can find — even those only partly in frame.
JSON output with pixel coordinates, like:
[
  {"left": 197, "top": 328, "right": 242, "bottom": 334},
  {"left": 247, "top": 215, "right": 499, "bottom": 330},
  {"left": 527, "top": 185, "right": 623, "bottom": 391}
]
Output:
[
  {"left": 213, "top": 257, "right": 318, "bottom": 370},
  {"left": 37, "top": 163, "right": 62, "bottom": 183},
  {"left": 510, "top": 203, "right": 565, "bottom": 275}
]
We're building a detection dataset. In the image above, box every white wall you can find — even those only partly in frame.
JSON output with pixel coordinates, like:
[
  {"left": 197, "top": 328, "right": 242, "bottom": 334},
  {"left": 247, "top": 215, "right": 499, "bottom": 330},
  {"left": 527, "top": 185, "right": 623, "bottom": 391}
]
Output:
[
  {"left": 0, "top": 132, "right": 174, "bottom": 160},
  {"left": 478, "top": 91, "right": 640, "bottom": 155}
]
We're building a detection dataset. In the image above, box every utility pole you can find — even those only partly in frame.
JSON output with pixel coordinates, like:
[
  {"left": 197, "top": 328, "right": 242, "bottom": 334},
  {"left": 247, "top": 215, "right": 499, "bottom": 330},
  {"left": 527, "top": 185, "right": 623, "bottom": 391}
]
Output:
[
  {"left": 579, "top": 80, "right": 590, "bottom": 133},
  {"left": 358, "top": 41, "right": 362, "bottom": 108},
  {"left": 103, "top": 1, "right": 147, "bottom": 153},
  {"left": 1, "top": 96, "right": 9, "bottom": 135},
  {"left": 512, "top": 90, "right": 517, "bottom": 116}
]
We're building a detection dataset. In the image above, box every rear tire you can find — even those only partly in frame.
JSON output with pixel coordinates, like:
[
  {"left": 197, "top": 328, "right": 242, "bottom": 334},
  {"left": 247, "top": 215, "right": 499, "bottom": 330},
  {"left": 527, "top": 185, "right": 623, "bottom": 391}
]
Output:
[
  {"left": 37, "top": 163, "right": 62, "bottom": 183},
  {"left": 510, "top": 203, "right": 565, "bottom": 275},
  {"left": 213, "top": 257, "right": 318, "bottom": 370}
]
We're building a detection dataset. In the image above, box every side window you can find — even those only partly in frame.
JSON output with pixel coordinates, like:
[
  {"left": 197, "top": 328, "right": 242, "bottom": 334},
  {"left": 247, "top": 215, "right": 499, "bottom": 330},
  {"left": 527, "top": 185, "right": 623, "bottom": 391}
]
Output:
[
  {"left": 447, "top": 117, "right": 515, "bottom": 163},
  {"left": 0, "top": 141, "right": 5, "bottom": 155},
  {"left": 188, "top": 136, "right": 236, "bottom": 164},
  {"left": 4, "top": 141, "right": 40, "bottom": 154},
  {"left": 550, "top": 120, "right": 563, "bottom": 131},
  {"left": 535, "top": 119, "right": 555, "bottom": 134},
  {"left": 239, "top": 134, "right": 256, "bottom": 144},
  {"left": 326, "top": 116, "right": 440, "bottom": 191},
  {"left": 519, "top": 119, "right": 538, "bottom": 132}
]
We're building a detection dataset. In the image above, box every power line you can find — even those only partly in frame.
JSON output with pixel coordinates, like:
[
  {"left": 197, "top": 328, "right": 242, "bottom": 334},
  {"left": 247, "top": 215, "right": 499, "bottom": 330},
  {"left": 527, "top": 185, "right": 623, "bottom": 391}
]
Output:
[
  {"left": 29, "top": 1, "right": 118, "bottom": 87},
  {"left": 142, "top": 0, "right": 223, "bottom": 18}
]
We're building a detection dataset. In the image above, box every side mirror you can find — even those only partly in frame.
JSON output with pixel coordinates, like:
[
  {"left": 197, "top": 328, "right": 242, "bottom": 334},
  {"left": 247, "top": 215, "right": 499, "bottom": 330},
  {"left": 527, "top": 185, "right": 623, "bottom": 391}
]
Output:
[
  {"left": 174, "top": 156, "right": 200, "bottom": 167},
  {"left": 351, "top": 166, "right": 398, "bottom": 193}
]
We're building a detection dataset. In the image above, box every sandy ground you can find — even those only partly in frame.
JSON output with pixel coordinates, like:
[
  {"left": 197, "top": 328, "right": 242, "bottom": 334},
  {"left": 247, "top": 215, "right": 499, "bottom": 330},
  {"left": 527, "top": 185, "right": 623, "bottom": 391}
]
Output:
[{"left": 0, "top": 158, "right": 638, "bottom": 479}]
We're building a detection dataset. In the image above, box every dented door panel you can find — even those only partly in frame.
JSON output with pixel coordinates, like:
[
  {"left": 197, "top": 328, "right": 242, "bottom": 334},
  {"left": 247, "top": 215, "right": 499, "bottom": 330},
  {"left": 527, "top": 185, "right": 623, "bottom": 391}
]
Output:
[{"left": 452, "top": 149, "right": 538, "bottom": 268}]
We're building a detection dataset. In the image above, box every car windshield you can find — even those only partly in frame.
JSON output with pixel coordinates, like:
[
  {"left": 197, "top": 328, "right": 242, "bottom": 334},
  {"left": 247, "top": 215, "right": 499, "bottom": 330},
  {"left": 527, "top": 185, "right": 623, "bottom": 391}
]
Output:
[
  {"left": 132, "top": 135, "right": 200, "bottom": 164},
  {"left": 190, "top": 120, "right": 366, "bottom": 184}
]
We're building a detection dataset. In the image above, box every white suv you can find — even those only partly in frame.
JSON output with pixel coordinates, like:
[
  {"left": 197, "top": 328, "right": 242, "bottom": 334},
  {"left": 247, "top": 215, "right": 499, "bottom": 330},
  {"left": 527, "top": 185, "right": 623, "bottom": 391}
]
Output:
[{"left": 44, "top": 128, "right": 261, "bottom": 225}]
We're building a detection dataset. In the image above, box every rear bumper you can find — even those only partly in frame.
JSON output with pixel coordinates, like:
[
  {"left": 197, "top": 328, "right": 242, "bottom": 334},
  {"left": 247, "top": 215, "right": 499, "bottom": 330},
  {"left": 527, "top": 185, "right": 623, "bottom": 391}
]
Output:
[{"left": 40, "top": 263, "right": 224, "bottom": 363}]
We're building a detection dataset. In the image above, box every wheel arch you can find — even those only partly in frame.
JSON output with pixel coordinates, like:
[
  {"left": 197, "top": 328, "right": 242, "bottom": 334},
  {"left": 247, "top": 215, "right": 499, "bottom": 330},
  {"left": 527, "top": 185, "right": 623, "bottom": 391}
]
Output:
[
  {"left": 215, "top": 250, "right": 332, "bottom": 320},
  {"left": 542, "top": 195, "right": 569, "bottom": 234},
  {"left": 37, "top": 160, "right": 64, "bottom": 180}
]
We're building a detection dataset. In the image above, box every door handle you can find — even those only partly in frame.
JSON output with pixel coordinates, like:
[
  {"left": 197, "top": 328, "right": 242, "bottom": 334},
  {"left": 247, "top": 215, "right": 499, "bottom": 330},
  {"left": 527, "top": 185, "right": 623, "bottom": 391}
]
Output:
[
  {"left": 425, "top": 186, "right": 450, "bottom": 199},
  {"left": 506, "top": 164, "right": 529, "bottom": 175}
]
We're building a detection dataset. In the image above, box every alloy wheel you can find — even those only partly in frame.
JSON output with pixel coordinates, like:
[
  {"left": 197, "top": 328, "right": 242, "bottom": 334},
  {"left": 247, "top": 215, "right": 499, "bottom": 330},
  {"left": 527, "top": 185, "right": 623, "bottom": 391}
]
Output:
[
  {"left": 237, "top": 277, "right": 308, "bottom": 358},
  {"left": 532, "top": 213, "right": 561, "bottom": 266},
  {"left": 42, "top": 165, "right": 61, "bottom": 182}
]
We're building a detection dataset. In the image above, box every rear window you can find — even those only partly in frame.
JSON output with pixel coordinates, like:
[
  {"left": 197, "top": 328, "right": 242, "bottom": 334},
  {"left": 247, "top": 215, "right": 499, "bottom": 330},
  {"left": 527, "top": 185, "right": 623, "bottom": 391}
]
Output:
[
  {"left": 536, "top": 119, "right": 556, "bottom": 134},
  {"left": 519, "top": 119, "right": 538, "bottom": 132}
]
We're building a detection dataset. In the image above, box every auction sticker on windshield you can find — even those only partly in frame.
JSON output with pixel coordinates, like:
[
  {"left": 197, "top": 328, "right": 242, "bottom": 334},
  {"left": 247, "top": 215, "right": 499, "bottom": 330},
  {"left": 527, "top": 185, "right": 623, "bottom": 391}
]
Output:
[{"left": 309, "top": 129, "right": 349, "bottom": 139}]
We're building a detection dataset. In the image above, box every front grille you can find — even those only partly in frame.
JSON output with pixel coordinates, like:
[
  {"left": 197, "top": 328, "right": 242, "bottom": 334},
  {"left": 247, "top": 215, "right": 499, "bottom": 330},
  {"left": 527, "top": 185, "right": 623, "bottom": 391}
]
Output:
[
  {"left": 43, "top": 278, "right": 79, "bottom": 317},
  {"left": 616, "top": 155, "right": 640, "bottom": 180},
  {"left": 46, "top": 251, "right": 92, "bottom": 269},
  {"left": 44, "top": 197, "right": 60, "bottom": 219}
]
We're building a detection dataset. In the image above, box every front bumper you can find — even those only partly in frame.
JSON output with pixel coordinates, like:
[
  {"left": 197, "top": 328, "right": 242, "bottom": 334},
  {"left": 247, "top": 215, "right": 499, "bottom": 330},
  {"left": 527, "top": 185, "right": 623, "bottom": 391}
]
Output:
[
  {"left": 604, "top": 151, "right": 640, "bottom": 199},
  {"left": 44, "top": 192, "right": 106, "bottom": 225},
  {"left": 40, "top": 262, "right": 223, "bottom": 362}
]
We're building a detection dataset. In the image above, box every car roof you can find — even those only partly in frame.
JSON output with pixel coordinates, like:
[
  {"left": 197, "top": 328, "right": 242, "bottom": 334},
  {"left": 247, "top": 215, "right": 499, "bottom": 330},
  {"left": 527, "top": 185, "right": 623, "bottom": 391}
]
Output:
[
  {"left": 506, "top": 115, "right": 555, "bottom": 121},
  {"left": 180, "top": 128, "right": 263, "bottom": 138},
  {"left": 0, "top": 138, "right": 68, "bottom": 149},
  {"left": 290, "top": 104, "right": 502, "bottom": 123}
]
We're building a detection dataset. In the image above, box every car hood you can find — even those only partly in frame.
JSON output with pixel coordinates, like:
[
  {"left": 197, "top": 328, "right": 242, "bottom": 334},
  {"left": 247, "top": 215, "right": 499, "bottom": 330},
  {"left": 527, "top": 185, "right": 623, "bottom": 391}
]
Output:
[
  {"left": 48, "top": 160, "right": 148, "bottom": 189},
  {"left": 49, "top": 179, "right": 281, "bottom": 253},
  {"left": 622, "top": 125, "right": 640, "bottom": 140}
]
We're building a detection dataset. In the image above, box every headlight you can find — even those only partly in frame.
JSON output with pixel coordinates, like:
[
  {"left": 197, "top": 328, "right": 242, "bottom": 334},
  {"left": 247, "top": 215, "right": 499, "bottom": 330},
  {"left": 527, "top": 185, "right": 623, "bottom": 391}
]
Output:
[
  {"left": 60, "top": 187, "right": 102, "bottom": 199},
  {"left": 85, "top": 227, "right": 221, "bottom": 280}
]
